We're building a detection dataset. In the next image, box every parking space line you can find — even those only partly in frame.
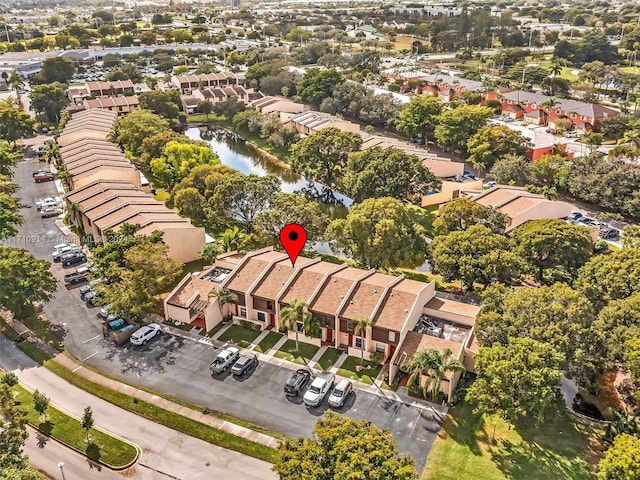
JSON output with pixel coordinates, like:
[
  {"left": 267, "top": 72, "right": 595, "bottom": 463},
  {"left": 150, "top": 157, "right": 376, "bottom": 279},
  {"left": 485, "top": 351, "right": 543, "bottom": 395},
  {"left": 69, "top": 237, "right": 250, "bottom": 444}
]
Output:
[
  {"left": 186, "top": 344, "right": 214, "bottom": 367},
  {"left": 82, "top": 352, "right": 98, "bottom": 361},
  {"left": 72, "top": 365, "right": 83, "bottom": 373},
  {"left": 82, "top": 334, "right": 101, "bottom": 344}
]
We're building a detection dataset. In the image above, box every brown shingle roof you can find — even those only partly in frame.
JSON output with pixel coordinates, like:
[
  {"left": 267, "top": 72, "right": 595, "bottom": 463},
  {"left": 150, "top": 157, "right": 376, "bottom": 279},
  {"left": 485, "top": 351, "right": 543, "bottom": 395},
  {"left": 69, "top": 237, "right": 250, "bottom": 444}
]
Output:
[
  {"left": 340, "top": 272, "right": 396, "bottom": 321},
  {"left": 373, "top": 279, "right": 425, "bottom": 331},
  {"left": 309, "top": 267, "right": 363, "bottom": 315},
  {"left": 225, "top": 250, "right": 287, "bottom": 294},
  {"left": 167, "top": 275, "right": 216, "bottom": 308},
  {"left": 424, "top": 297, "right": 481, "bottom": 322},
  {"left": 281, "top": 261, "right": 338, "bottom": 305},
  {"left": 253, "top": 257, "right": 315, "bottom": 301}
]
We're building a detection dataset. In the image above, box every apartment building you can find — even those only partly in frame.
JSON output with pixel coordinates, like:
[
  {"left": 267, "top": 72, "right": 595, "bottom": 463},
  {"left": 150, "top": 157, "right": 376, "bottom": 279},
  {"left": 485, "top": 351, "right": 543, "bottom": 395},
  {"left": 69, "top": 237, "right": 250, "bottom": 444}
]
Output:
[
  {"left": 171, "top": 72, "right": 244, "bottom": 94},
  {"left": 58, "top": 110, "right": 205, "bottom": 262},
  {"left": 164, "top": 248, "right": 481, "bottom": 400}
]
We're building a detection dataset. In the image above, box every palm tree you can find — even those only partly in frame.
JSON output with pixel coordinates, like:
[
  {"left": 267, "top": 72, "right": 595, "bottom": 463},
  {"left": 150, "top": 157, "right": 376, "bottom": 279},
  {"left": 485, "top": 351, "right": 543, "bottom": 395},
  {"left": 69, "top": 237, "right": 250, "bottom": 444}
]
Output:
[
  {"left": 208, "top": 287, "right": 238, "bottom": 319},
  {"left": 41, "top": 141, "right": 60, "bottom": 167},
  {"left": 56, "top": 168, "right": 72, "bottom": 191},
  {"left": 219, "top": 226, "right": 247, "bottom": 253},
  {"left": 9, "top": 70, "right": 23, "bottom": 97},
  {"left": 279, "top": 299, "right": 311, "bottom": 351},
  {"left": 67, "top": 202, "right": 82, "bottom": 225},
  {"left": 303, "top": 315, "right": 321, "bottom": 339},
  {"left": 353, "top": 316, "right": 373, "bottom": 365},
  {"left": 425, "top": 348, "right": 465, "bottom": 402},
  {"left": 551, "top": 63, "right": 562, "bottom": 77},
  {"left": 406, "top": 348, "right": 465, "bottom": 402},
  {"left": 406, "top": 350, "right": 434, "bottom": 399}
]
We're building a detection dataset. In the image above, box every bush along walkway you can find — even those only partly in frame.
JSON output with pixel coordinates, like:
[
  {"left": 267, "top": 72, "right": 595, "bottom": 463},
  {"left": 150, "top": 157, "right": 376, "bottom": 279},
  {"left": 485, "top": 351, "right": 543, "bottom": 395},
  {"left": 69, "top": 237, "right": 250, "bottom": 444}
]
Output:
[{"left": 52, "top": 354, "right": 281, "bottom": 450}]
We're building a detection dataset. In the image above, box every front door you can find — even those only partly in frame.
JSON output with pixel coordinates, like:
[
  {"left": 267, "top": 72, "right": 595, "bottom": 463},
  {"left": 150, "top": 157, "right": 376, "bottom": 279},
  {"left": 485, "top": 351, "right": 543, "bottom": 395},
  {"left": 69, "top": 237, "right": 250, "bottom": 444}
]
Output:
[
  {"left": 326, "top": 328, "right": 333, "bottom": 342},
  {"left": 269, "top": 314, "right": 275, "bottom": 327},
  {"left": 348, "top": 333, "right": 353, "bottom": 347}
]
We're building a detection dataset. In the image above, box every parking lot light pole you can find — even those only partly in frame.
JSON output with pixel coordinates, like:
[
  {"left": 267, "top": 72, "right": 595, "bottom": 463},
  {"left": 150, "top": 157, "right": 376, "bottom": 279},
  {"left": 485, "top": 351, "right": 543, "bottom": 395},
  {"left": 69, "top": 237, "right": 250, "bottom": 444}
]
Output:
[{"left": 58, "top": 461, "right": 66, "bottom": 480}]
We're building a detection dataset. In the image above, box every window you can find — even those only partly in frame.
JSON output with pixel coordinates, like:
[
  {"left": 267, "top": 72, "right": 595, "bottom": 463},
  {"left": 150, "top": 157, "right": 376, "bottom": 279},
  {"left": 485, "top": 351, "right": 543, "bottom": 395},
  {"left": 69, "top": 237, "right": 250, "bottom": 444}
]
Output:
[
  {"left": 239, "top": 307, "right": 247, "bottom": 318},
  {"left": 296, "top": 322, "right": 303, "bottom": 332},
  {"left": 376, "top": 343, "right": 386, "bottom": 354},
  {"left": 388, "top": 331, "right": 396, "bottom": 342},
  {"left": 257, "top": 312, "right": 266, "bottom": 322},
  {"left": 266, "top": 301, "right": 273, "bottom": 311},
  {"left": 355, "top": 337, "right": 363, "bottom": 349},
  {"left": 346, "top": 321, "right": 354, "bottom": 332}
]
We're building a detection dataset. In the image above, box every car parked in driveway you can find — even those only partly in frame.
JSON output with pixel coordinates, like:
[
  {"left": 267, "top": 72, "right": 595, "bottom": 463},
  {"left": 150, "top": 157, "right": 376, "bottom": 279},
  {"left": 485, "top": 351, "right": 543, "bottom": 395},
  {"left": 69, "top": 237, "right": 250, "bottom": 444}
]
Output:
[
  {"left": 130, "top": 323, "right": 162, "bottom": 345},
  {"left": 284, "top": 368, "right": 312, "bottom": 396},
  {"left": 231, "top": 353, "right": 258, "bottom": 376},
  {"left": 209, "top": 347, "right": 240, "bottom": 374},
  {"left": 328, "top": 379, "right": 353, "bottom": 408},
  {"left": 61, "top": 252, "right": 87, "bottom": 267},
  {"left": 53, "top": 245, "right": 81, "bottom": 262},
  {"left": 303, "top": 373, "right": 335, "bottom": 407}
]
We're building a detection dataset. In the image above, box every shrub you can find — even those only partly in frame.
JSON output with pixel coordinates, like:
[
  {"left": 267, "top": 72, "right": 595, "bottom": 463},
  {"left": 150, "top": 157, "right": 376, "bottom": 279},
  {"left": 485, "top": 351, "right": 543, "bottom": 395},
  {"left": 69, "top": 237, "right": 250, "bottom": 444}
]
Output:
[{"left": 1, "top": 372, "right": 18, "bottom": 386}]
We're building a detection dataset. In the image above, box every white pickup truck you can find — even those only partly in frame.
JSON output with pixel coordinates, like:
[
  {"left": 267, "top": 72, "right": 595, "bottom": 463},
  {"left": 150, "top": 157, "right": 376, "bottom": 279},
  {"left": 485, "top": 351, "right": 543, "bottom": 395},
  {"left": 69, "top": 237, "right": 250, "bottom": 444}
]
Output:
[
  {"left": 303, "top": 372, "right": 335, "bottom": 407},
  {"left": 209, "top": 347, "right": 240, "bottom": 374}
]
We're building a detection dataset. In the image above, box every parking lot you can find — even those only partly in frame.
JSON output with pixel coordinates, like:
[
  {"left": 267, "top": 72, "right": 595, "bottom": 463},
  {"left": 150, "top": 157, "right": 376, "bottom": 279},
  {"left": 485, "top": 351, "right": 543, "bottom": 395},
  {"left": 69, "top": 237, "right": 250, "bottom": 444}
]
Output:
[{"left": 10, "top": 155, "right": 444, "bottom": 471}]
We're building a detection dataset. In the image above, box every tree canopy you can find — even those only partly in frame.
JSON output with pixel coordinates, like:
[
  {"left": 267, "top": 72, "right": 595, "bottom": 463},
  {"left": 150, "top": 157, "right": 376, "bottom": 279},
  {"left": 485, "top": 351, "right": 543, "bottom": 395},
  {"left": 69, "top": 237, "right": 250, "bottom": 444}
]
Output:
[
  {"left": 93, "top": 231, "right": 182, "bottom": 317},
  {"left": 429, "top": 224, "right": 522, "bottom": 291},
  {"left": 575, "top": 248, "right": 640, "bottom": 309},
  {"left": 432, "top": 197, "right": 506, "bottom": 236},
  {"left": 273, "top": 412, "right": 418, "bottom": 480},
  {"left": 326, "top": 197, "right": 428, "bottom": 269},
  {"left": 255, "top": 193, "right": 329, "bottom": 245},
  {"left": 33, "top": 57, "right": 76, "bottom": 84},
  {"left": 477, "top": 282, "right": 600, "bottom": 388},
  {"left": 211, "top": 174, "right": 281, "bottom": 233},
  {"left": 139, "top": 90, "right": 182, "bottom": 119},
  {"left": 598, "top": 434, "right": 640, "bottom": 480},
  {"left": 0, "top": 246, "right": 57, "bottom": 320},
  {"left": 296, "top": 68, "right": 344, "bottom": 105},
  {"left": 150, "top": 140, "right": 219, "bottom": 189},
  {"left": 341, "top": 146, "right": 438, "bottom": 203},
  {"left": 0, "top": 103, "right": 35, "bottom": 145},
  {"left": 289, "top": 127, "right": 362, "bottom": 191},
  {"left": 396, "top": 95, "right": 443, "bottom": 142},
  {"left": 29, "top": 83, "right": 68, "bottom": 124},
  {"left": 111, "top": 109, "right": 170, "bottom": 157},
  {"left": 466, "top": 337, "right": 564, "bottom": 426},
  {"left": 467, "top": 125, "right": 529, "bottom": 173},
  {"left": 592, "top": 293, "right": 640, "bottom": 365},
  {"left": 434, "top": 105, "right": 493, "bottom": 154},
  {"left": 511, "top": 219, "right": 593, "bottom": 285}
]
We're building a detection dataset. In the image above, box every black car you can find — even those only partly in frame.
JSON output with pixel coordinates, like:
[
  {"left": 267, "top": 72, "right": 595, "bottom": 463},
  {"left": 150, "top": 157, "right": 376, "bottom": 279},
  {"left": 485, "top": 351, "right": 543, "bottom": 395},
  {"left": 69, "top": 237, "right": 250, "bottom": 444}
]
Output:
[
  {"left": 61, "top": 252, "right": 87, "bottom": 267},
  {"left": 284, "top": 368, "right": 312, "bottom": 396},
  {"left": 230, "top": 354, "right": 258, "bottom": 376}
]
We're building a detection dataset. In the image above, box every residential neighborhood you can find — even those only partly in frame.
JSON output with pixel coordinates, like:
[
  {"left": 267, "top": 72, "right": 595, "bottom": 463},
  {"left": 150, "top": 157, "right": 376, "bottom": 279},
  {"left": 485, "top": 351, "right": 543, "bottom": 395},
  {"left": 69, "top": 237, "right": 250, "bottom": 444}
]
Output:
[{"left": 1, "top": 1, "right": 640, "bottom": 480}]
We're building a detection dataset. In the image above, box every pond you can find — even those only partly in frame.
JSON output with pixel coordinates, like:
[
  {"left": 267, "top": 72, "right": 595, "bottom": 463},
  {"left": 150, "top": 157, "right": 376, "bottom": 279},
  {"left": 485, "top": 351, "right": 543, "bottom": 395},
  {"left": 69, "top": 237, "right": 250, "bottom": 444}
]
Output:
[{"left": 184, "top": 126, "right": 350, "bottom": 219}]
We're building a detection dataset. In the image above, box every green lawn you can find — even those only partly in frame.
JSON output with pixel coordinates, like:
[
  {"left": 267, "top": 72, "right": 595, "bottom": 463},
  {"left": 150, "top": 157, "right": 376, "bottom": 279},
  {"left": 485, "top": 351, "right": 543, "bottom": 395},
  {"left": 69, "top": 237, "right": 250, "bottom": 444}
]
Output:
[
  {"left": 13, "top": 385, "right": 138, "bottom": 468},
  {"left": 337, "top": 356, "right": 382, "bottom": 385},
  {"left": 422, "top": 402, "right": 601, "bottom": 480},
  {"left": 217, "top": 325, "right": 261, "bottom": 348},
  {"left": 315, "top": 348, "right": 342, "bottom": 371},
  {"left": 17, "top": 341, "right": 51, "bottom": 365},
  {"left": 254, "top": 331, "right": 283, "bottom": 353},
  {"left": 45, "top": 360, "right": 279, "bottom": 463},
  {"left": 560, "top": 67, "right": 579, "bottom": 81},
  {"left": 274, "top": 339, "right": 319, "bottom": 365}
]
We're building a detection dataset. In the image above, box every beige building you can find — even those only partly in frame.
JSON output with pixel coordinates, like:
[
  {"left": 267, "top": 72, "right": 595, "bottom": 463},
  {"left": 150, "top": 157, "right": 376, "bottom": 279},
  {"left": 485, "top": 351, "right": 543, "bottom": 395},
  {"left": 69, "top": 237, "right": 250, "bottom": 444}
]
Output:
[
  {"left": 422, "top": 178, "right": 483, "bottom": 207},
  {"left": 164, "top": 247, "right": 482, "bottom": 400},
  {"left": 65, "top": 180, "right": 205, "bottom": 263},
  {"left": 289, "top": 111, "right": 361, "bottom": 135},
  {"left": 250, "top": 96, "right": 308, "bottom": 117},
  {"left": 468, "top": 186, "right": 574, "bottom": 232}
]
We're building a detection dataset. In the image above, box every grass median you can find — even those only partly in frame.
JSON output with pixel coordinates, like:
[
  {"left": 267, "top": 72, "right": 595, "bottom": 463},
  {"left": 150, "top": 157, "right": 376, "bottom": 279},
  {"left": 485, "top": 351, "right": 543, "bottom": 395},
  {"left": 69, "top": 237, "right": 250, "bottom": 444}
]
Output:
[
  {"left": 13, "top": 385, "right": 138, "bottom": 468},
  {"left": 45, "top": 360, "right": 281, "bottom": 463}
]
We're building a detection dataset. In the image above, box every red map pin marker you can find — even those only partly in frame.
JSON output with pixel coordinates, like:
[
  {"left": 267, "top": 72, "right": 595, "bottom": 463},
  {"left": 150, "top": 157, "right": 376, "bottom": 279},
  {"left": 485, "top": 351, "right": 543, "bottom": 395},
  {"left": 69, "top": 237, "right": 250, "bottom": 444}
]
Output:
[{"left": 280, "top": 224, "right": 307, "bottom": 267}]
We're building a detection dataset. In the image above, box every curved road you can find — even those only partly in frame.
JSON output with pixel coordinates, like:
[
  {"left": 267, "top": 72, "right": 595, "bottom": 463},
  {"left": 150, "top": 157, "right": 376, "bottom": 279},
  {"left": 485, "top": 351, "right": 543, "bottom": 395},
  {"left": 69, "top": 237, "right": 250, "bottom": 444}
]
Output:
[{"left": 0, "top": 335, "right": 276, "bottom": 480}]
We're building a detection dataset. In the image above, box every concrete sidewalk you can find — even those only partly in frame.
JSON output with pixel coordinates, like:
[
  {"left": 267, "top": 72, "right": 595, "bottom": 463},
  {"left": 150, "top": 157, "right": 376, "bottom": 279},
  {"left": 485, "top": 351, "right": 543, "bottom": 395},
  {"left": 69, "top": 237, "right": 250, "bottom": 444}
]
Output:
[{"left": 53, "top": 353, "right": 281, "bottom": 449}]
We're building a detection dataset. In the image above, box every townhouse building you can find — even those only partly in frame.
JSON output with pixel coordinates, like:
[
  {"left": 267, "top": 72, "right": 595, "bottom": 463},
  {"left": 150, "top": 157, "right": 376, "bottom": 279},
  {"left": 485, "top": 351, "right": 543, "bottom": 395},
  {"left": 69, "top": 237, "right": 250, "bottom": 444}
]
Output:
[
  {"left": 164, "top": 248, "right": 481, "bottom": 400},
  {"left": 58, "top": 109, "right": 205, "bottom": 262},
  {"left": 493, "top": 90, "right": 618, "bottom": 132},
  {"left": 171, "top": 72, "right": 245, "bottom": 94}
]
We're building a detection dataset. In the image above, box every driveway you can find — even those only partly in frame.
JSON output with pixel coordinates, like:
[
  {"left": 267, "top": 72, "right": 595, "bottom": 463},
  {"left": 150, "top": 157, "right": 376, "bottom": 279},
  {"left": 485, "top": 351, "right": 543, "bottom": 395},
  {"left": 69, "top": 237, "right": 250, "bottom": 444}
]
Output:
[{"left": 10, "top": 157, "right": 444, "bottom": 472}]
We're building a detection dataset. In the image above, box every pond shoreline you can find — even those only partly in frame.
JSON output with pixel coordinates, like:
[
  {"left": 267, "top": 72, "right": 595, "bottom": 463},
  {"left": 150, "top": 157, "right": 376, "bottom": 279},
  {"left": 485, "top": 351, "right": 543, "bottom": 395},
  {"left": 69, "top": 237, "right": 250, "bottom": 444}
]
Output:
[{"left": 183, "top": 122, "right": 292, "bottom": 171}]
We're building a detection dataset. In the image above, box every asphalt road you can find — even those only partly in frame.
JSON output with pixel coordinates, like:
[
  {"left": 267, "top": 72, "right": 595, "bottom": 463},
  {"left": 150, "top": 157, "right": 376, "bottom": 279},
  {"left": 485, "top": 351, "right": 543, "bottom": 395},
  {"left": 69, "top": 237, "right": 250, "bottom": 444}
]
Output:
[
  {"left": 0, "top": 335, "right": 276, "bottom": 480},
  {"left": 9, "top": 154, "right": 444, "bottom": 472}
]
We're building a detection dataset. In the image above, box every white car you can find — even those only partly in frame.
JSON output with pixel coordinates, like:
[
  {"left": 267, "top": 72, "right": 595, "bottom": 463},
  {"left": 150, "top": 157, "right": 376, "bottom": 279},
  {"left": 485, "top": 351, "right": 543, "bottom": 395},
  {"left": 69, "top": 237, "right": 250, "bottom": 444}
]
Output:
[
  {"left": 303, "top": 374, "right": 335, "bottom": 407},
  {"left": 209, "top": 347, "right": 240, "bottom": 374},
  {"left": 328, "top": 379, "right": 353, "bottom": 408},
  {"left": 129, "top": 323, "right": 162, "bottom": 346},
  {"left": 52, "top": 245, "right": 82, "bottom": 262},
  {"left": 53, "top": 242, "right": 76, "bottom": 251}
]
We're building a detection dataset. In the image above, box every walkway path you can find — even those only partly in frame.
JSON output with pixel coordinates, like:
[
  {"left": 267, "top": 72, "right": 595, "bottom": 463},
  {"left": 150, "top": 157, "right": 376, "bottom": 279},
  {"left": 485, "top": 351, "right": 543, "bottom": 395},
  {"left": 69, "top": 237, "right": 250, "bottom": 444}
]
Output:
[{"left": 0, "top": 335, "right": 277, "bottom": 480}]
